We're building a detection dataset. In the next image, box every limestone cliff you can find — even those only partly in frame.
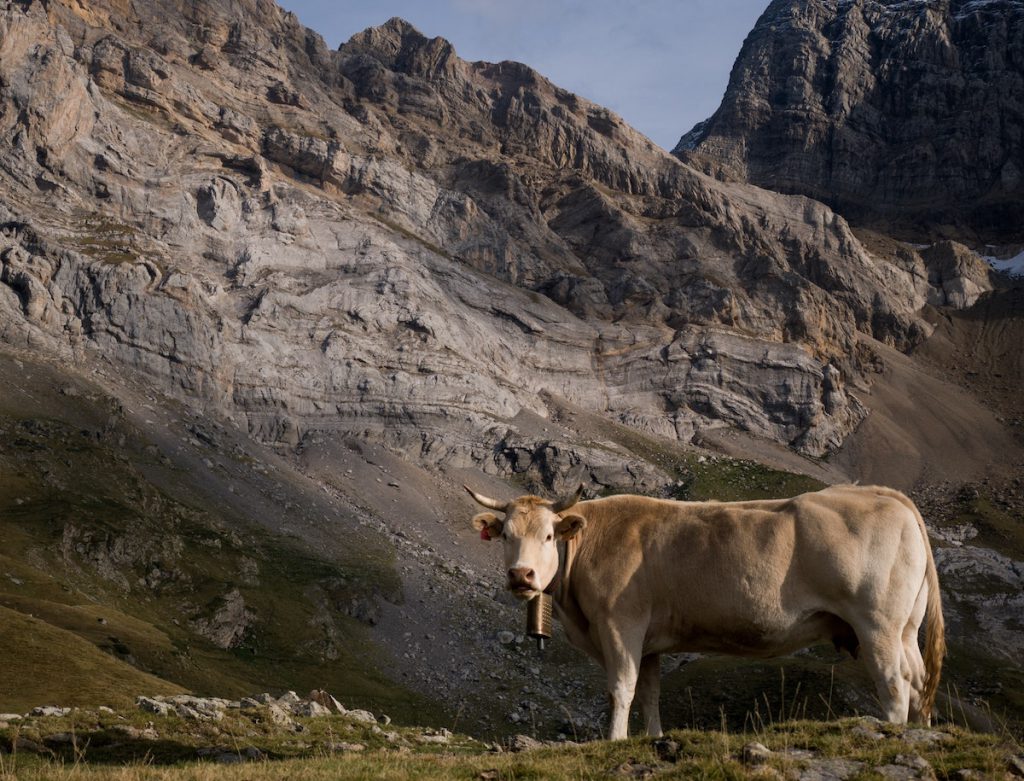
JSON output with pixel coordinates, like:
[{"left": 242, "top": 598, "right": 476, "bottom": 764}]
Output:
[{"left": 0, "top": 0, "right": 998, "bottom": 484}]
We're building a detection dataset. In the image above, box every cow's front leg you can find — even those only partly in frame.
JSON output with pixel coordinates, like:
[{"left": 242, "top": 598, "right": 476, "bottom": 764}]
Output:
[
  {"left": 636, "top": 653, "right": 662, "bottom": 736},
  {"left": 599, "top": 622, "right": 645, "bottom": 740}
]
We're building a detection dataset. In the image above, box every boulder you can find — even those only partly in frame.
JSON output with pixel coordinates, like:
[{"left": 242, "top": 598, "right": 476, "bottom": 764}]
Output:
[
  {"left": 29, "top": 706, "right": 71, "bottom": 718},
  {"left": 291, "top": 700, "right": 330, "bottom": 718},
  {"left": 307, "top": 689, "right": 347, "bottom": 714},
  {"left": 136, "top": 697, "right": 173, "bottom": 717},
  {"left": 265, "top": 703, "right": 294, "bottom": 726},
  {"left": 344, "top": 709, "right": 378, "bottom": 725},
  {"left": 327, "top": 742, "right": 366, "bottom": 752},
  {"left": 507, "top": 734, "right": 543, "bottom": 752}
]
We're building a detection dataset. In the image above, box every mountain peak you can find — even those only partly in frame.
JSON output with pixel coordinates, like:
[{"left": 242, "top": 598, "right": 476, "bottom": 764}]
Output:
[
  {"left": 380, "top": 16, "right": 423, "bottom": 36},
  {"left": 341, "top": 16, "right": 458, "bottom": 78},
  {"left": 676, "top": 0, "right": 1024, "bottom": 241},
  {"left": 350, "top": 15, "right": 428, "bottom": 46}
]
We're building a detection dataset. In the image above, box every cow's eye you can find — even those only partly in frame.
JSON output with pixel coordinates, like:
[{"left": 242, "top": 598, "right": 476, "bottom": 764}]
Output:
[{"left": 545, "top": 533, "right": 553, "bottom": 542}]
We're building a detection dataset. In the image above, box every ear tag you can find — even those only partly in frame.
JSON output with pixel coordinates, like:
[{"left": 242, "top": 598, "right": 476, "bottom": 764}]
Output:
[{"left": 480, "top": 528, "right": 491, "bottom": 540}]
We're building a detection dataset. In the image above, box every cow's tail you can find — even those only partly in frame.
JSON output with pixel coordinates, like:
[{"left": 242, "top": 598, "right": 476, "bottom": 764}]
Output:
[
  {"left": 920, "top": 520, "right": 945, "bottom": 724},
  {"left": 896, "top": 491, "right": 945, "bottom": 723}
]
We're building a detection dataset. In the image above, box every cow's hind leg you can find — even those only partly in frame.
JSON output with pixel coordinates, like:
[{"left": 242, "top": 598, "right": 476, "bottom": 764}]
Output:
[
  {"left": 598, "top": 620, "right": 645, "bottom": 740},
  {"left": 636, "top": 653, "right": 662, "bottom": 737},
  {"left": 904, "top": 580, "right": 930, "bottom": 724},
  {"left": 904, "top": 639, "right": 928, "bottom": 723},
  {"left": 859, "top": 629, "right": 912, "bottom": 723}
]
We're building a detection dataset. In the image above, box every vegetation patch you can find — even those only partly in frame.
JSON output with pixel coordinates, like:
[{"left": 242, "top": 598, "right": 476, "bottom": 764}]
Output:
[
  {"left": 681, "top": 457, "right": 824, "bottom": 502},
  {"left": 946, "top": 492, "right": 1024, "bottom": 560},
  {"left": 63, "top": 216, "right": 142, "bottom": 265},
  {"left": 587, "top": 412, "right": 825, "bottom": 502}
]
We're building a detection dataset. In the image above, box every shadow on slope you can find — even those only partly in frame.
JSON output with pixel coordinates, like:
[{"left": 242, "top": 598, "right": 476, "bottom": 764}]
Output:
[{"left": 0, "top": 350, "right": 440, "bottom": 724}]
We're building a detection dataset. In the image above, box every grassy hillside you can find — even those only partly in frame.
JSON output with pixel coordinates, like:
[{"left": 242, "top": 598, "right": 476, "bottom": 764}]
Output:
[
  {"left": 2, "top": 349, "right": 1022, "bottom": 743},
  {"left": 0, "top": 608, "right": 183, "bottom": 711},
  {"left": 0, "top": 353, "right": 439, "bottom": 724}
]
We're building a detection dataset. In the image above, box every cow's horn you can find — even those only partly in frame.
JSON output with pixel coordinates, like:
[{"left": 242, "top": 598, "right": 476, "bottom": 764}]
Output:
[
  {"left": 463, "top": 485, "right": 508, "bottom": 512},
  {"left": 552, "top": 483, "right": 584, "bottom": 513}
]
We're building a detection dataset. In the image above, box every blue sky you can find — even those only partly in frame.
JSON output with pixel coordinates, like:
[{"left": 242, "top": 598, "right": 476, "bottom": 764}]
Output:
[{"left": 277, "top": 0, "right": 770, "bottom": 151}]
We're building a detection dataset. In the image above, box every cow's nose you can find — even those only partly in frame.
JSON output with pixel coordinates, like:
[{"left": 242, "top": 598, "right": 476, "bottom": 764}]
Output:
[{"left": 508, "top": 567, "right": 535, "bottom": 587}]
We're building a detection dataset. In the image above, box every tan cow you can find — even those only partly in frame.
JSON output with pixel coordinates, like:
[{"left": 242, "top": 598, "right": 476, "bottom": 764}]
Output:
[{"left": 466, "top": 483, "right": 944, "bottom": 740}]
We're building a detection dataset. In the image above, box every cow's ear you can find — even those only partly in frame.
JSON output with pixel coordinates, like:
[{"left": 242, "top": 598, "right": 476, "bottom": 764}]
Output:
[
  {"left": 555, "top": 513, "right": 586, "bottom": 541},
  {"left": 472, "top": 512, "right": 503, "bottom": 541}
]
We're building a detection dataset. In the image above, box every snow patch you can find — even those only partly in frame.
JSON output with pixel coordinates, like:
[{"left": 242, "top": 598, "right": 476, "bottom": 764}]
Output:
[
  {"left": 982, "top": 249, "right": 1024, "bottom": 277},
  {"left": 880, "top": 0, "right": 933, "bottom": 13},
  {"left": 674, "top": 119, "right": 709, "bottom": 153},
  {"left": 875, "top": 0, "right": 1024, "bottom": 19}
]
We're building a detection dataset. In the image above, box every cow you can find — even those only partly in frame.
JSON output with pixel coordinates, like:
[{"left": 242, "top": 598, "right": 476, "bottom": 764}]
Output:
[{"left": 466, "top": 483, "right": 945, "bottom": 740}]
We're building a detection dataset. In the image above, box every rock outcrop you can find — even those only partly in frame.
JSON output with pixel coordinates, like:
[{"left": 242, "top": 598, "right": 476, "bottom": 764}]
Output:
[
  {"left": 920, "top": 241, "right": 996, "bottom": 308},
  {"left": 676, "top": 0, "right": 1024, "bottom": 242}
]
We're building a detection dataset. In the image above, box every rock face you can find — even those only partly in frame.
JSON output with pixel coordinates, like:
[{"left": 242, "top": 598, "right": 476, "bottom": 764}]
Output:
[
  {"left": 920, "top": 241, "right": 996, "bottom": 308},
  {"left": 0, "top": 0, "right": 991, "bottom": 479},
  {"left": 676, "top": 0, "right": 1024, "bottom": 242},
  {"left": 934, "top": 544, "right": 1024, "bottom": 663},
  {"left": 189, "top": 589, "right": 255, "bottom": 650}
]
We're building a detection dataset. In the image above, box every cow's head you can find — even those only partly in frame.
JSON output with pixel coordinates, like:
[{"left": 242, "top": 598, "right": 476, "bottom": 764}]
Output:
[{"left": 465, "top": 484, "right": 587, "bottom": 599}]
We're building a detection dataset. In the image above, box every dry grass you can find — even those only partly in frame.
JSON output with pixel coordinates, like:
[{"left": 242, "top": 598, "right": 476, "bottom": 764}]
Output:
[
  {"left": 0, "top": 608, "right": 184, "bottom": 711},
  {"left": 0, "top": 712, "right": 1019, "bottom": 781}
]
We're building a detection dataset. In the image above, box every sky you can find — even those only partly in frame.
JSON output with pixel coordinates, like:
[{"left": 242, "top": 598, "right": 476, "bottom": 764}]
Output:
[{"left": 276, "top": 0, "right": 770, "bottom": 151}]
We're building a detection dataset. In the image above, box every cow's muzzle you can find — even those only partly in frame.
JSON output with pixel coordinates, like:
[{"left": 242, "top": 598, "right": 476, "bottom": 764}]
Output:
[{"left": 507, "top": 567, "right": 537, "bottom": 597}]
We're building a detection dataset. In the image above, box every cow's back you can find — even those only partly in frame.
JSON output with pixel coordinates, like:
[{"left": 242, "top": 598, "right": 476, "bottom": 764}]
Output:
[{"left": 565, "top": 485, "right": 926, "bottom": 655}]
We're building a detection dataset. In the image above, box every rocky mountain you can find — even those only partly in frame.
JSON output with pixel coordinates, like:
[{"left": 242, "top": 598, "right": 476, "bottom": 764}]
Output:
[
  {"left": 3, "top": 0, "right": 1012, "bottom": 477},
  {"left": 1, "top": 0, "right": 1023, "bottom": 736},
  {"left": 676, "top": 0, "right": 1024, "bottom": 243}
]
